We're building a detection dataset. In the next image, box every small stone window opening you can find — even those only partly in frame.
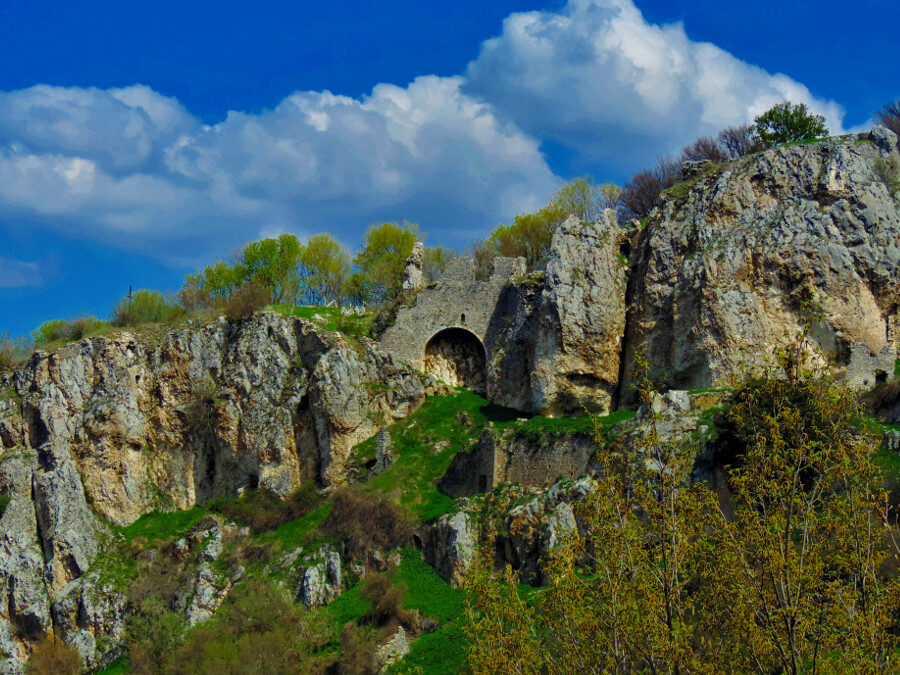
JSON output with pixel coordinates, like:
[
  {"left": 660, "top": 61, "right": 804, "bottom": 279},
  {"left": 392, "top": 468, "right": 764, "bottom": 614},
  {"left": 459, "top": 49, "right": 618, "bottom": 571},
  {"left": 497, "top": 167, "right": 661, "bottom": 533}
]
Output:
[
  {"left": 876, "top": 370, "right": 888, "bottom": 384},
  {"left": 478, "top": 475, "right": 488, "bottom": 492},
  {"left": 460, "top": 313, "right": 466, "bottom": 324}
]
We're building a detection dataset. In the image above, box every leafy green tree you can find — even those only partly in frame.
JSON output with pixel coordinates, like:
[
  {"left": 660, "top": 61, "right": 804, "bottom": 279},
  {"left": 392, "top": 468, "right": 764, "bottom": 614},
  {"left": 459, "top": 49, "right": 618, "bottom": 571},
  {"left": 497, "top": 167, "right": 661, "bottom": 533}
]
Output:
[
  {"left": 240, "top": 233, "right": 304, "bottom": 304},
  {"left": 423, "top": 245, "right": 453, "bottom": 284},
  {"left": 298, "top": 233, "right": 351, "bottom": 305},
  {"left": 185, "top": 259, "right": 245, "bottom": 299},
  {"left": 342, "top": 271, "right": 375, "bottom": 306},
  {"left": 354, "top": 221, "right": 421, "bottom": 302},
  {"left": 548, "top": 175, "right": 620, "bottom": 222},
  {"left": 753, "top": 102, "right": 828, "bottom": 149}
]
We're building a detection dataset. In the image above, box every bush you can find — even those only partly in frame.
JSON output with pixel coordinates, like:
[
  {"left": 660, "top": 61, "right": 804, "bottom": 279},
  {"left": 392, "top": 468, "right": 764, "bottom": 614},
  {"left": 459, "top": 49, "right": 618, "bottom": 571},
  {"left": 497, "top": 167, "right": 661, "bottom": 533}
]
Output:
[
  {"left": 752, "top": 101, "right": 828, "bottom": 149},
  {"left": 362, "top": 574, "right": 415, "bottom": 629},
  {"left": 169, "top": 579, "right": 334, "bottom": 675},
  {"left": 31, "top": 316, "right": 106, "bottom": 347},
  {"left": 112, "top": 289, "right": 183, "bottom": 327},
  {"left": 208, "top": 482, "right": 321, "bottom": 534},
  {"left": 680, "top": 136, "right": 728, "bottom": 164},
  {"left": 24, "top": 636, "right": 81, "bottom": 675},
  {"left": 717, "top": 124, "right": 757, "bottom": 158},
  {"left": 876, "top": 99, "right": 900, "bottom": 148},
  {"left": 223, "top": 281, "right": 272, "bottom": 321},
  {"left": 323, "top": 488, "right": 413, "bottom": 558},
  {"left": 619, "top": 158, "right": 680, "bottom": 219},
  {"left": 0, "top": 333, "right": 31, "bottom": 370},
  {"left": 176, "top": 283, "right": 215, "bottom": 312}
]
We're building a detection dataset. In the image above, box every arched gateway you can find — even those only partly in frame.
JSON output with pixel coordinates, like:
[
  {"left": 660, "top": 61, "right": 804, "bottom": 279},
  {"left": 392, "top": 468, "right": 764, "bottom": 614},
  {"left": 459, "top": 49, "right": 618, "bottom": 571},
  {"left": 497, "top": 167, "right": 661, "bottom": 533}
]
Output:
[
  {"left": 424, "top": 327, "right": 487, "bottom": 392},
  {"left": 378, "top": 256, "right": 525, "bottom": 390}
]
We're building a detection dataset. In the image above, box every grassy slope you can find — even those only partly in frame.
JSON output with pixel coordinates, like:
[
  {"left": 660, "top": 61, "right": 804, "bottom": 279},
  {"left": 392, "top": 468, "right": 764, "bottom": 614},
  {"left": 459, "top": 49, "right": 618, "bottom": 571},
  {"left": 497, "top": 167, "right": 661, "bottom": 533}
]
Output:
[{"left": 85, "top": 390, "right": 636, "bottom": 674}]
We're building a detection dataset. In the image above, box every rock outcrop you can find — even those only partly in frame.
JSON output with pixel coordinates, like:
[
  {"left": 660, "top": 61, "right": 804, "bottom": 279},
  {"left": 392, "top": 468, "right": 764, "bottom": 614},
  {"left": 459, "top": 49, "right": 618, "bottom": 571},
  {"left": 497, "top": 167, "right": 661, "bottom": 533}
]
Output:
[
  {"left": 622, "top": 130, "right": 900, "bottom": 396},
  {"left": 0, "top": 312, "right": 425, "bottom": 671}
]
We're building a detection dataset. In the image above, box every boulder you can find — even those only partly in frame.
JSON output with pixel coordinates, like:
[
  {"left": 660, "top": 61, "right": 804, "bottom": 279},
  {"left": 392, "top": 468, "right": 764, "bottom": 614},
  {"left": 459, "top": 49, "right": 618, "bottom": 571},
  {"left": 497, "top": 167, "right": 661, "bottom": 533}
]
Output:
[{"left": 419, "top": 511, "right": 476, "bottom": 587}]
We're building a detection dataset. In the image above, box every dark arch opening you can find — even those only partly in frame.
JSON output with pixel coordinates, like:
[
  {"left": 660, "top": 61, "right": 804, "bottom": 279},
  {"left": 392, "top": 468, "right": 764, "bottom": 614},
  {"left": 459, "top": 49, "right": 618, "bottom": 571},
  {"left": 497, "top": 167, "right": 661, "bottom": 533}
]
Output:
[{"left": 424, "top": 327, "right": 486, "bottom": 393}]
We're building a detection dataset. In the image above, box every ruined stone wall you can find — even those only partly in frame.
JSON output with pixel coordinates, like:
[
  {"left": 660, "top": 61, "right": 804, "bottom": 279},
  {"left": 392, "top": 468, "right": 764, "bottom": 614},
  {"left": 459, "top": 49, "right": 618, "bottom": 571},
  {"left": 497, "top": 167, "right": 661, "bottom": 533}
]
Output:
[{"left": 379, "top": 256, "right": 526, "bottom": 371}]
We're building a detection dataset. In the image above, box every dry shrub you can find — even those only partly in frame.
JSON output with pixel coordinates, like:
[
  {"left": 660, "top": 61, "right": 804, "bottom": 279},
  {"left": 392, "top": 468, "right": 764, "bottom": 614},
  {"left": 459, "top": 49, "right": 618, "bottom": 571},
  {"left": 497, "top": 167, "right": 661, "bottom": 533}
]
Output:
[
  {"left": 0, "top": 332, "right": 31, "bottom": 370},
  {"left": 620, "top": 158, "right": 680, "bottom": 220},
  {"left": 177, "top": 283, "right": 215, "bottom": 312},
  {"left": 209, "top": 482, "right": 321, "bottom": 534},
  {"left": 717, "top": 124, "right": 757, "bottom": 158},
  {"left": 362, "top": 574, "right": 414, "bottom": 629},
  {"left": 862, "top": 378, "right": 900, "bottom": 419},
  {"left": 876, "top": 100, "right": 900, "bottom": 148},
  {"left": 323, "top": 488, "right": 413, "bottom": 557},
  {"left": 25, "top": 636, "right": 81, "bottom": 675},
  {"left": 337, "top": 623, "right": 381, "bottom": 675},
  {"left": 223, "top": 281, "right": 272, "bottom": 321},
  {"left": 681, "top": 136, "right": 728, "bottom": 164}
]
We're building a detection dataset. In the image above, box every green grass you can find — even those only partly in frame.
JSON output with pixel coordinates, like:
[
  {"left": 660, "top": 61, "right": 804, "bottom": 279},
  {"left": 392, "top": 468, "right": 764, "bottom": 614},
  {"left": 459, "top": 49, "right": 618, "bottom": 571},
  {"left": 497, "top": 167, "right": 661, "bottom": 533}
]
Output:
[
  {"left": 271, "top": 304, "right": 375, "bottom": 338},
  {"left": 97, "top": 658, "right": 130, "bottom": 675},
  {"left": 393, "top": 625, "right": 466, "bottom": 675},
  {"left": 895, "top": 358, "right": 900, "bottom": 379},
  {"left": 118, "top": 507, "right": 207, "bottom": 544},
  {"left": 395, "top": 548, "right": 464, "bottom": 624},
  {"left": 355, "top": 391, "right": 520, "bottom": 521},
  {"left": 0, "top": 494, "right": 9, "bottom": 518},
  {"left": 324, "top": 582, "right": 372, "bottom": 626},
  {"left": 262, "top": 501, "right": 333, "bottom": 550},
  {"left": 512, "top": 409, "right": 635, "bottom": 442}
]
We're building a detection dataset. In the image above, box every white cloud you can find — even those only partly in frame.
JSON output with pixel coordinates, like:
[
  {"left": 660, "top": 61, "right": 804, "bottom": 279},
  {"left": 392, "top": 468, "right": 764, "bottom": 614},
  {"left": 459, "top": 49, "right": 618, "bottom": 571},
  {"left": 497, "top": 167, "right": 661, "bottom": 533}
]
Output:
[
  {"left": 0, "top": 0, "right": 848, "bottom": 263},
  {"left": 0, "top": 256, "right": 42, "bottom": 288},
  {"left": 0, "top": 78, "right": 557, "bottom": 263},
  {"left": 465, "top": 0, "right": 846, "bottom": 172}
]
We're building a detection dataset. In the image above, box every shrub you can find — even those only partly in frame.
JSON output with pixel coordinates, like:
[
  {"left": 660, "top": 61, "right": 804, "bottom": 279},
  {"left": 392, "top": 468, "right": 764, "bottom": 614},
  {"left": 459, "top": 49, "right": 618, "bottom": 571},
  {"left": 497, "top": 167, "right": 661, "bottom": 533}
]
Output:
[
  {"left": 169, "top": 579, "right": 333, "bottom": 675},
  {"left": 112, "top": 289, "right": 182, "bottom": 327},
  {"left": 222, "top": 281, "right": 272, "bottom": 321},
  {"left": 176, "top": 283, "right": 215, "bottom": 312},
  {"left": 32, "top": 316, "right": 106, "bottom": 347},
  {"left": 717, "top": 124, "right": 757, "bottom": 158},
  {"left": 323, "top": 488, "right": 413, "bottom": 558},
  {"left": 680, "top": 136, "right": 728, "bottom": 164},
  {"left": 874, "top": 156, "right": 900, "bottom": 194},
  {"left": 752, "top": 101, "right": 828, "bottom": 149},
  {"left": 209, "top": 482, "right": 321, "bottom": 534},
  {"left": 875, "top": 99, "right": 900, "bottom": 147},
  {"left": 0, "top": 494, "right": 9, "bottom": 518},
  {"left": 619, "top": 158, "right": 680, "bottom": 219},
  {"left": 0, "top": 333, "right": 31, "bottom": 370},
  {"left": 362, "top": 574, "right": 415, "bottom": 629},
  {"left": 24, "top": 637, "right": 81, "bottom": 675}
]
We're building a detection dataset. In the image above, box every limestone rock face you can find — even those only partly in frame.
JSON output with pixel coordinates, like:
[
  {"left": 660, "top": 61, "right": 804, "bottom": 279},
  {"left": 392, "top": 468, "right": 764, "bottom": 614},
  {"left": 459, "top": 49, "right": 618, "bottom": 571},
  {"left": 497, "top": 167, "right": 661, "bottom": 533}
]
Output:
[
  {"left": 4, "top": 312, "right": 424, "bottom": 527},
  {"left": 622, "top": 132, "right": 900, "bottom": 396},
  {"left": 488, "top": 214, "right": 628, "bottom": 415},
  {"left": 530, "top": 213, "right": 628, "bottom": 415},
  {"left": 0, "top": 312, "right": 425, "bottom": 672},
  {"left": 419, "top": 511, "right": 475, "bottom": 588}
]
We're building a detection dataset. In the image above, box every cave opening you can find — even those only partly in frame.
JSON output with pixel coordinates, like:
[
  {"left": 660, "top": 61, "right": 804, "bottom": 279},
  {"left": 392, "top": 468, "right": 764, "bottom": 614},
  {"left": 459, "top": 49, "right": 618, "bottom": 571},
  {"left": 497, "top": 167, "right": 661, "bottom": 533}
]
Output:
[{"left": 424, "top": 327, "right": 487, "bottom": 393}]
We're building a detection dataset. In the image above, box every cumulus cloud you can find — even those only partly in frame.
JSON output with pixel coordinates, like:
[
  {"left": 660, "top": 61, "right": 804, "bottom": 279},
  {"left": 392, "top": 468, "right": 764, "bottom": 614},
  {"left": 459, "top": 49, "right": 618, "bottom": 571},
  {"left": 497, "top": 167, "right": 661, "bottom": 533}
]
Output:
[
  {"left": 0, "top": 256, "right": 42, "bottom": 288},
  {"left": 0, "top": 78, "right": 557, "bottom": 264},
  {"left": 465, "top": 0, "right": 846, "bottom": 172},
  {"left": 0, "top": 0, "right": 846, "bottom": 264}
]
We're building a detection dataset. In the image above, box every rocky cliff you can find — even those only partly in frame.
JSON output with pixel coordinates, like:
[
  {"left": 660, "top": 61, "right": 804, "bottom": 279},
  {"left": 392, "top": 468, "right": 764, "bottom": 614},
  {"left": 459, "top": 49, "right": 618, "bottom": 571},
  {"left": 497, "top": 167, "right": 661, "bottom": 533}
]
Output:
[
  {"left": 0, "top": 313, "right": 425, "bottom": 669},
  {"left": 621, "top": 129, "right": 900, "bottom": 396}
]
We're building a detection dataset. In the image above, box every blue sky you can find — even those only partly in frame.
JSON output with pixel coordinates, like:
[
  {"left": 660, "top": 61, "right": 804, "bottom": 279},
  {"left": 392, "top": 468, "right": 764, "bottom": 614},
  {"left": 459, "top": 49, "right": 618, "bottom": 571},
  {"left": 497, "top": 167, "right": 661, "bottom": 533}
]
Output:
[{"left": 1, "top": 0, "right": 897, "bottom": 336}]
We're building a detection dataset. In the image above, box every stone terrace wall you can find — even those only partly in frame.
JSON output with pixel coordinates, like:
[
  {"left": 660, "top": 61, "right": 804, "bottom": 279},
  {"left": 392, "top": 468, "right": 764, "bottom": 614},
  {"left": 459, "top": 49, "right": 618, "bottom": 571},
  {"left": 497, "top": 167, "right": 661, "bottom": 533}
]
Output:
[{"left": 379, "top": 256, "right": 526, "bottom": 370}]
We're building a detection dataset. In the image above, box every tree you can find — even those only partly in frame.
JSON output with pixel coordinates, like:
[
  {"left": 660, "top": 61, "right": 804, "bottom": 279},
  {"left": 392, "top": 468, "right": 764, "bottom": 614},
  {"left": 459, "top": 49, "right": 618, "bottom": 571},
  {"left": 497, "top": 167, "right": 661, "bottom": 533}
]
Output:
[
  {"left": 753, "top": 102, "right": 828, "bottom": 149},
  {"left": 240, "top": 233, "right": 304, "bottom": 304},
  {"left": 185, "top": 259, "right": 245, "bottom": 299},
  {"left": 464, "top": 345, "right": 900, "bottom": 673},
  {"left": 354, "top": 221, "right": 421, "bottom": 302},
  {"left": 422, "top": 245, "right": 453, "bottom": 284},
  {"left": 547, "top": 176, "right": 619, "bottom": 222},
  {"left": 298, "top": 233, "right": 350, "bottom": 305},
  {"left": 875, "top": 100, "right": 900, "bottom": 148}
]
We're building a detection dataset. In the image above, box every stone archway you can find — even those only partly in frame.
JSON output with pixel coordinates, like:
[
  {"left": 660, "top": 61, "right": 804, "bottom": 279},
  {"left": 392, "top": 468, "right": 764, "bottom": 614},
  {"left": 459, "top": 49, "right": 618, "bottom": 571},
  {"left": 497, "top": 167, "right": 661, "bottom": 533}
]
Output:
[{"left": 424, "top": 328, "right": 487, "bottom": 392}]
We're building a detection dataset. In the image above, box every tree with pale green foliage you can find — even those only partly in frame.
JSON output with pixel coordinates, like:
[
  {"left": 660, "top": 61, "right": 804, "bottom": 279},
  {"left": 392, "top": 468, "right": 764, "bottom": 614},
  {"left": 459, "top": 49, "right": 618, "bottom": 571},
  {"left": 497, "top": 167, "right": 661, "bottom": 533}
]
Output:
[
  {"left": 354, "top": 221, "right": 421, "bottom": 302},
  {"left": 299, "top": 233, "right": 351, "bottom": 305},
  {"left": 239, "top": 233, "right": 304, "bottom": 303},
  {"left": 753, "top": 101, "right": 828, "bottom": 149}
]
